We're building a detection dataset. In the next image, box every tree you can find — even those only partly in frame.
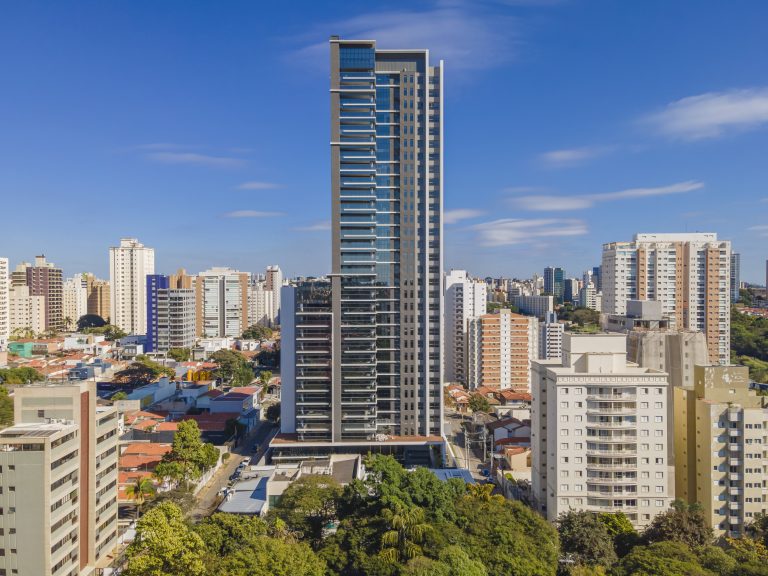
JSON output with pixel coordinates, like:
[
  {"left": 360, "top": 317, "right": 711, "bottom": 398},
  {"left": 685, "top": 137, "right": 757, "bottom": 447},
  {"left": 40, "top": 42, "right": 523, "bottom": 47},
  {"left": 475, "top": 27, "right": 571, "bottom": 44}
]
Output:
[
  {"left": 114, "top": 356, "right": 175, "bottom": 385},
  {"left": 271, "top": 474, "right": 343, "bottom": 545},
  {"left": 156, "top": 420, "right": 219, "bottom": 489},
  {"left": 210, "top": 349, "right": 254, "bottom": 387},
  {"left": 610, "top": 541, "right": 713, "bottom": 576},
  {"left": 150, "top": 487, "right": 197, "bottom": 515},
  {"left": 81, "top": 323, "right": 127, "bottom": 340},
  {"left": 63, "top": 316, "right": 74, "bottom": 331},
  {"left": 0, "top": 386, "right": 13, "bottom": 427},
  {"left": 123, "top": 502, "right": 207, "bottom": 576},
  {"left": 0, "top": 367, "right": 45, "bottom": 385},
  {"left": 380, "top": 504, "right": 431, "bottom": 563},
  {"left": 242, "top": 324, "right": 274, "bottom": 341},
  {"left": 167, "top": 348, "right": 191, "bottom": 362},
  {"left": 436, "top": 545, "right": 487, "bottom": 576},
  {"left": 111, "top": 390, "right": 128, "bottom": 401},
  {"left": 125, "top": 477, "right": 156, "bottom": 520},
  {"left": 557, "top": 510, "right": 617, "bottom": 568},
  {"left": 219, "top": 537, "right": 325, "bottom": 576},
  {"left": 195, "top": 513, "right": 268, "bottom": 557},
  {"left": 598, "top": 512, "right": 638, "bottom": 557},
  {"left": 259, "top": 370, "right": 273, "bottom": 386},
  {"left": 265, "top": 403, "right": 281, "bottom": 423},
  {"left": 641, "top": 500, "right": 712, "bottom": 549},
  {"left": 76, "top": 314, "right": 106, "bottom": 330},
  {"left": 468, "top": 394, "right": 491, "bottom": 413}
]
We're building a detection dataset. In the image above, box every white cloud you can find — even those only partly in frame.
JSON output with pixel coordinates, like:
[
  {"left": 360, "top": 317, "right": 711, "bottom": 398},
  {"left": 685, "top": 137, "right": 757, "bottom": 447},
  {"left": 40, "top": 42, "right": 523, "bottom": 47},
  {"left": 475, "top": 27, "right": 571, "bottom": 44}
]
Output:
[
  {"left": 295, "top": 5, "right": 518, "bottom": 72},
  {"left": 503, "top": 185, "right": 551, "bottom": 195},
  {"left": 444, "top": 208, "right": 484, "bottom": 224},
  {"left": 148, "top": 152, "right": 245, "bottom": 168},
  {"left": 295, "top": 220, "right": 332, "bottom": 231},
  {"left": 237, "top": 181, "right": 281, "bottom": 190},
  {"left": 646, "top": 88, "right": 768, "bottom": 140},
  {"left": 539, "top": 146, "right": 609, "bottom": 167},
  {"left": 513, "top": 180, "right": 703, "bottom": 211},
  {"left": 471, "top": 218, "right": 588, "bottom": 246},
  {"left": 749, "top": 225, "right": 768, "bottom": 237},
  {"left": 223, "top": 210, "right": 284, "bottom": 218}
]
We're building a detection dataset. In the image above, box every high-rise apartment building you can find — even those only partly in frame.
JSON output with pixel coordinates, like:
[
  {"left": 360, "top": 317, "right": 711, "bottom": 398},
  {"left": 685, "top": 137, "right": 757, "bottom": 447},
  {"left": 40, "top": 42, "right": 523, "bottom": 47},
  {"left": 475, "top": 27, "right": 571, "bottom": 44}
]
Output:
[
  {"left": 592, "top": 265, "right": 602, "bottom": 292},
  {"left": 730, "top": 252, "right": 740, "bottom": 303},
  {"left": 544, "top": 266, "right": 565, "bottom": 304},
  {"left": 512, "top": 294, "right": 554, "bottom": 319},
  {"left": 564, "top": 278, "right": 579, "bottom": 304},
  {"left": 444, "top": 270, "right": 487, "bottom": 385},
  {"left": 146, "top": 274, "right": 196, "bottom": 353},
  {"left": 11, "top": 256, "right": 64, "bottom": 331},
  {"left": 0, "top": 257, "right": 9, "bottom": 350},
  {"left": 248, "top": 279, "right": 275, "bottom": 328},
  {"left": 2, "top": 382, "right": 119, "bottom": 575},
  {"left": 539, "top": 311, "right": 564, "bottom": 360},
  {"left": 532, "top": 334, "right": 674, "bottom": 528},
  {"left": 468, "top": 309, "right": 538, "bottom": 391},
  {"left": 265, "top": 265, "right": 283, "bottom": 325},
  {"left": 602, "top": 233, "right": 731, "bottom": 364},
  {"left": 276, "top": 36, "right": 444, "bottom": 457},
  {"left": 84, "top": 274, "right": 110, "bottom": 322},
  {"left": 8, "top": 284, "right": 46, "bottom": 335},
  {"left": 109, "top": 238, "right": 155, "bottom": 335},
  {"left": 674, "top": 365, "right": 766, "bottom": 538},
  {"left": 62, "top": 274, "right": 88, "bottom": 329},
  {"left": 195, "top": 267, "right": 249, "bottom": 338}
]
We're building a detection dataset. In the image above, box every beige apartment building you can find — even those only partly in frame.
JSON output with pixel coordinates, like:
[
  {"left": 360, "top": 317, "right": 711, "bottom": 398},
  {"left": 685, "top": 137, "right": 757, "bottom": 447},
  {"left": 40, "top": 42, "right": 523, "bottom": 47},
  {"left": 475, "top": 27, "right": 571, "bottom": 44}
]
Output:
[
  {"left": 674, "top": 365, "right": 767, "bottom": 538},
  {"left": 84, "top": 274, "right": 111, "bottom": 322},
  {"left": 532, "top": 334, "right": 675, "bottom": 529},
  {"left": 468, "top": 309, "right": 538, "bottom": 390},
  {"left": 0, "top": 381, "right": 120, "bottom": 575},
  {"left": 602, "top": 233, "right": 731, "bottom": 365}
]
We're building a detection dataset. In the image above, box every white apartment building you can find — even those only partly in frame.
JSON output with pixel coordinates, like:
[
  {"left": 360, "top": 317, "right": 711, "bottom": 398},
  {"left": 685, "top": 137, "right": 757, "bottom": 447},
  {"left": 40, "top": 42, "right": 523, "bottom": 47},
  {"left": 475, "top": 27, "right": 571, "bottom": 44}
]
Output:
[
  {"left": 539, "top": 312, "right": 564, "bottom": 360},
  {"left": 2, "top": 381, "right": 119, "bottom": 575},
  {"left": 62, "top": 275, "right": 88, "bottom": 329},
  {"left": 195, "top": 268, "right": 249, "bottom": 338},
  {"left": 156, "top": 288, "right": 196, "bottom": 352},
  {"left": 444, "top": 270, "right": 487, "bottom": 385},
  {"left": 511, "top": 294, "right": 554, "bottom": 320},
  {"left": 0, "top": 257, "right": 9, "bottom": 350},
  {"left": 265, "top": 265, "right": 282, "bottom": 325},
  {"left": 248, "top": 280, "right": 275, "bottom": 328},
  {"left": 579, "top": 283, "right": 601, "bottom": 311},
  {"left": 602, "top": 233, "right": 731, "bottom": 364},
  {"left": 9, "top": 284, "right": 46, "bottom": 336},
  {"left": 532, "top": 334, "right": 674, "bottom": 529},
  {"left": 109, "top": 238, "right": 155, "bottom": 335}
]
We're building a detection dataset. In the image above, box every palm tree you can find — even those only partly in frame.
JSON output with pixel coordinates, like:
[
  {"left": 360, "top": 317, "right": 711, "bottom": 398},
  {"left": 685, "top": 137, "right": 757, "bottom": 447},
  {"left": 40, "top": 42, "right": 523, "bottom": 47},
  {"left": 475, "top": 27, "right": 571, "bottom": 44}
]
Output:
[
  {"left": 125, "top": 477, "right": 156, "bottom": 521},
  {"left": 380, "top": 504, "right": 431, "bottom": 563}
]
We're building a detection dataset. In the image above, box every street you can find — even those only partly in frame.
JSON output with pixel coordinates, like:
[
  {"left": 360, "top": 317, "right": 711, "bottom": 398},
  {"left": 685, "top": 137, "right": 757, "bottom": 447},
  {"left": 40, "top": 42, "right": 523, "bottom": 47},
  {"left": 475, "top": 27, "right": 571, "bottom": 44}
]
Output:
[
  {"left": 444, "top": 408, "right": 489, "bottom": 481},
  {"left": 190, "top": 420, "right": 278, "bottom": 520}
]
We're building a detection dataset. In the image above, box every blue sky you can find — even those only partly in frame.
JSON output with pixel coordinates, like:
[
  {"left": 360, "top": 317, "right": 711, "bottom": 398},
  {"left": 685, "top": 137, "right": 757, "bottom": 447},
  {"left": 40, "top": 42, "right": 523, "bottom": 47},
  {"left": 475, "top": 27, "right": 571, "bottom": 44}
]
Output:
[{"left": 1, "top": 0, "right": 767, "bottom": 282}]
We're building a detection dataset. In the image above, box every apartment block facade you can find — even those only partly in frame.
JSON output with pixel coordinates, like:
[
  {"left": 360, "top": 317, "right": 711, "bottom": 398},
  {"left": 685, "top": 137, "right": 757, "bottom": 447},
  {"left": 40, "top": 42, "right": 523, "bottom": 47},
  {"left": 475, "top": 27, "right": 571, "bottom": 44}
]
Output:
[
  {"left": 8, "top": 284, "right": 46, "bottom": 335},
  {"left": 276, "top": 36, "right": 444, "bottom": 458},
  {"left": 674, "top": 365, "right": 767, "bottom": 538},
  {"left": 1, "top": 382, "right": 119, "bottom": 575},
  {"left": 109, "top": 238, "right": 155, "bottom": 335},
  {"left": 84, "top": 274, "right": 110, "bottom": 322},
  {"left": 511, "top": 294, "right": 554, "bottom": 320},
  {"left": 62, "top": 275, "right": 88, "bottom": 330},
  {"left": 730, "top": 252, "right": 740, "bottom": 303},
  {"left": 532, "top": 334, "right": 675, "bottom": 529},
  {"left": 539, "top": 312, "right": 564, "bottom": 360},
  {"left": 602, "top": 233, "right": 731, "bottom": 364},
  {"left": 444, "top": 270, "right": 487, "bottom": 385},
  {"left": 0, "top": 257, "right": 8, "bottom": 350},
  {"left": 11, "top": 256, "right": 64, "bottom": 332},
  {"left": 146, "top": 274, "right": 196, "bottom": 353},
  {"left": 195, "top": 267, "right": 249, "bottom": 338},
  {"left": 544, "top": 266, "right": 565, "bottom": 304},
  {"left": 468, "top": 309, "right": 538, "bottom": 391}
]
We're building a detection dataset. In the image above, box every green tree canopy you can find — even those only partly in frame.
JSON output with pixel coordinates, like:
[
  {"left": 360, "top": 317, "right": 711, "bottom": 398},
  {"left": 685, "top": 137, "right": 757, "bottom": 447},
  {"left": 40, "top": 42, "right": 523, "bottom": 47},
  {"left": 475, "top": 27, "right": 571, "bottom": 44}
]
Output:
[
  {"left": 610, "top": 541, "right": 714, "bottom": 576},
  {"left": 271, "top": 474, "right": 343, "bottom": 545},
  {"left": 167, "top": 347, "right": 191, "bottom": 362},
  {"left": 0, "top": 367, "right": 45, "bottom": 385},
  {"left": 641, "top": 500, "right": 712, "bottom": 549},
  {"left": 81, "top": 323, "right": 127, "bottom": 340},
  {"left": 114, "top": 355, "right": 175, "bottom": 384},
  {"left": 265, "top": 402, "right": 281, "bottom": 423},
  {"left": 0, "top": 386, "right": 13, "bottom": 427},
  {"left": 468, "top": 394, "right": 491, "bottom": 413},
  {"left": 123, "top": 502, "right": 207, "bottom": 576},
  {"left": 242, "top": 324, "right": 274, "bottom": 341},
  {"left": 209, "top": 349, "right": 254, "bottom": 386},
  {"left": 218, "top": 536, "right": 325, "bottom": 576},
  {"left": 76, "top": 313, "right": 107, "bottom": 330},
  {"left": 557, "top": 510, "right": 618, "bottom": 568},
  {"left": 155, "top": 420, "right": 219, "bottom": 488}
]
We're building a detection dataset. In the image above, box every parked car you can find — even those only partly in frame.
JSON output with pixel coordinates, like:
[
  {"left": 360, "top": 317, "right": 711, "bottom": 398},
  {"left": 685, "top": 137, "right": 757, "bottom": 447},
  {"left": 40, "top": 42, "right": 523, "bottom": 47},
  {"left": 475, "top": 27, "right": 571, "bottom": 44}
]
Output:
[{"left": 480, "top": 469, "right": 491, "bottom": 477}]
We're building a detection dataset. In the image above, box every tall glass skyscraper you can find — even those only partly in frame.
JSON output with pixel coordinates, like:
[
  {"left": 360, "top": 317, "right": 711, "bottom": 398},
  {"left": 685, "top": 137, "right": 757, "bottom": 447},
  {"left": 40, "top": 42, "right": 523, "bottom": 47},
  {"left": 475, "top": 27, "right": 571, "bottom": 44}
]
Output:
[{"left": 276, "top": 37, "right": 444, "bottom": 459}]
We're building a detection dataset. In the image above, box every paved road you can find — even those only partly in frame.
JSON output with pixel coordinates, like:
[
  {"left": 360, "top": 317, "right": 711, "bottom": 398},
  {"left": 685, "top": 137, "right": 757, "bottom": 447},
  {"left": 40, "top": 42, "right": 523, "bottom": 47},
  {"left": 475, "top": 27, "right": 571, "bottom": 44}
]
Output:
[
  {"left": 444, "top": 409, "right": 489, "bottom": 481},
  {"left": 190, "top": 421, "right": 278, "bottom": 520}
]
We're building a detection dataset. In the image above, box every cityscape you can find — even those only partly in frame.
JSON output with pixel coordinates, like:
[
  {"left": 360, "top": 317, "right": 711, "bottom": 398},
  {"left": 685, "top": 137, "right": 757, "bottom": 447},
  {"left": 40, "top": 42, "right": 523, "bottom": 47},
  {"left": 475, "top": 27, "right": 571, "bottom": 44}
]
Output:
[{"left": 2, "top": 2, "right": 768, "bottom": 576}]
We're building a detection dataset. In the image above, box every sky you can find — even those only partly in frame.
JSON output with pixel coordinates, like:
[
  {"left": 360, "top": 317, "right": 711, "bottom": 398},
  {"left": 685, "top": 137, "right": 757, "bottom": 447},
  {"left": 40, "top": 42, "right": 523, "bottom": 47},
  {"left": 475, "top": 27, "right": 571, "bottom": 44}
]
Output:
[{"left": 1, "top": 0, "right": 767, "bottom": 283}]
